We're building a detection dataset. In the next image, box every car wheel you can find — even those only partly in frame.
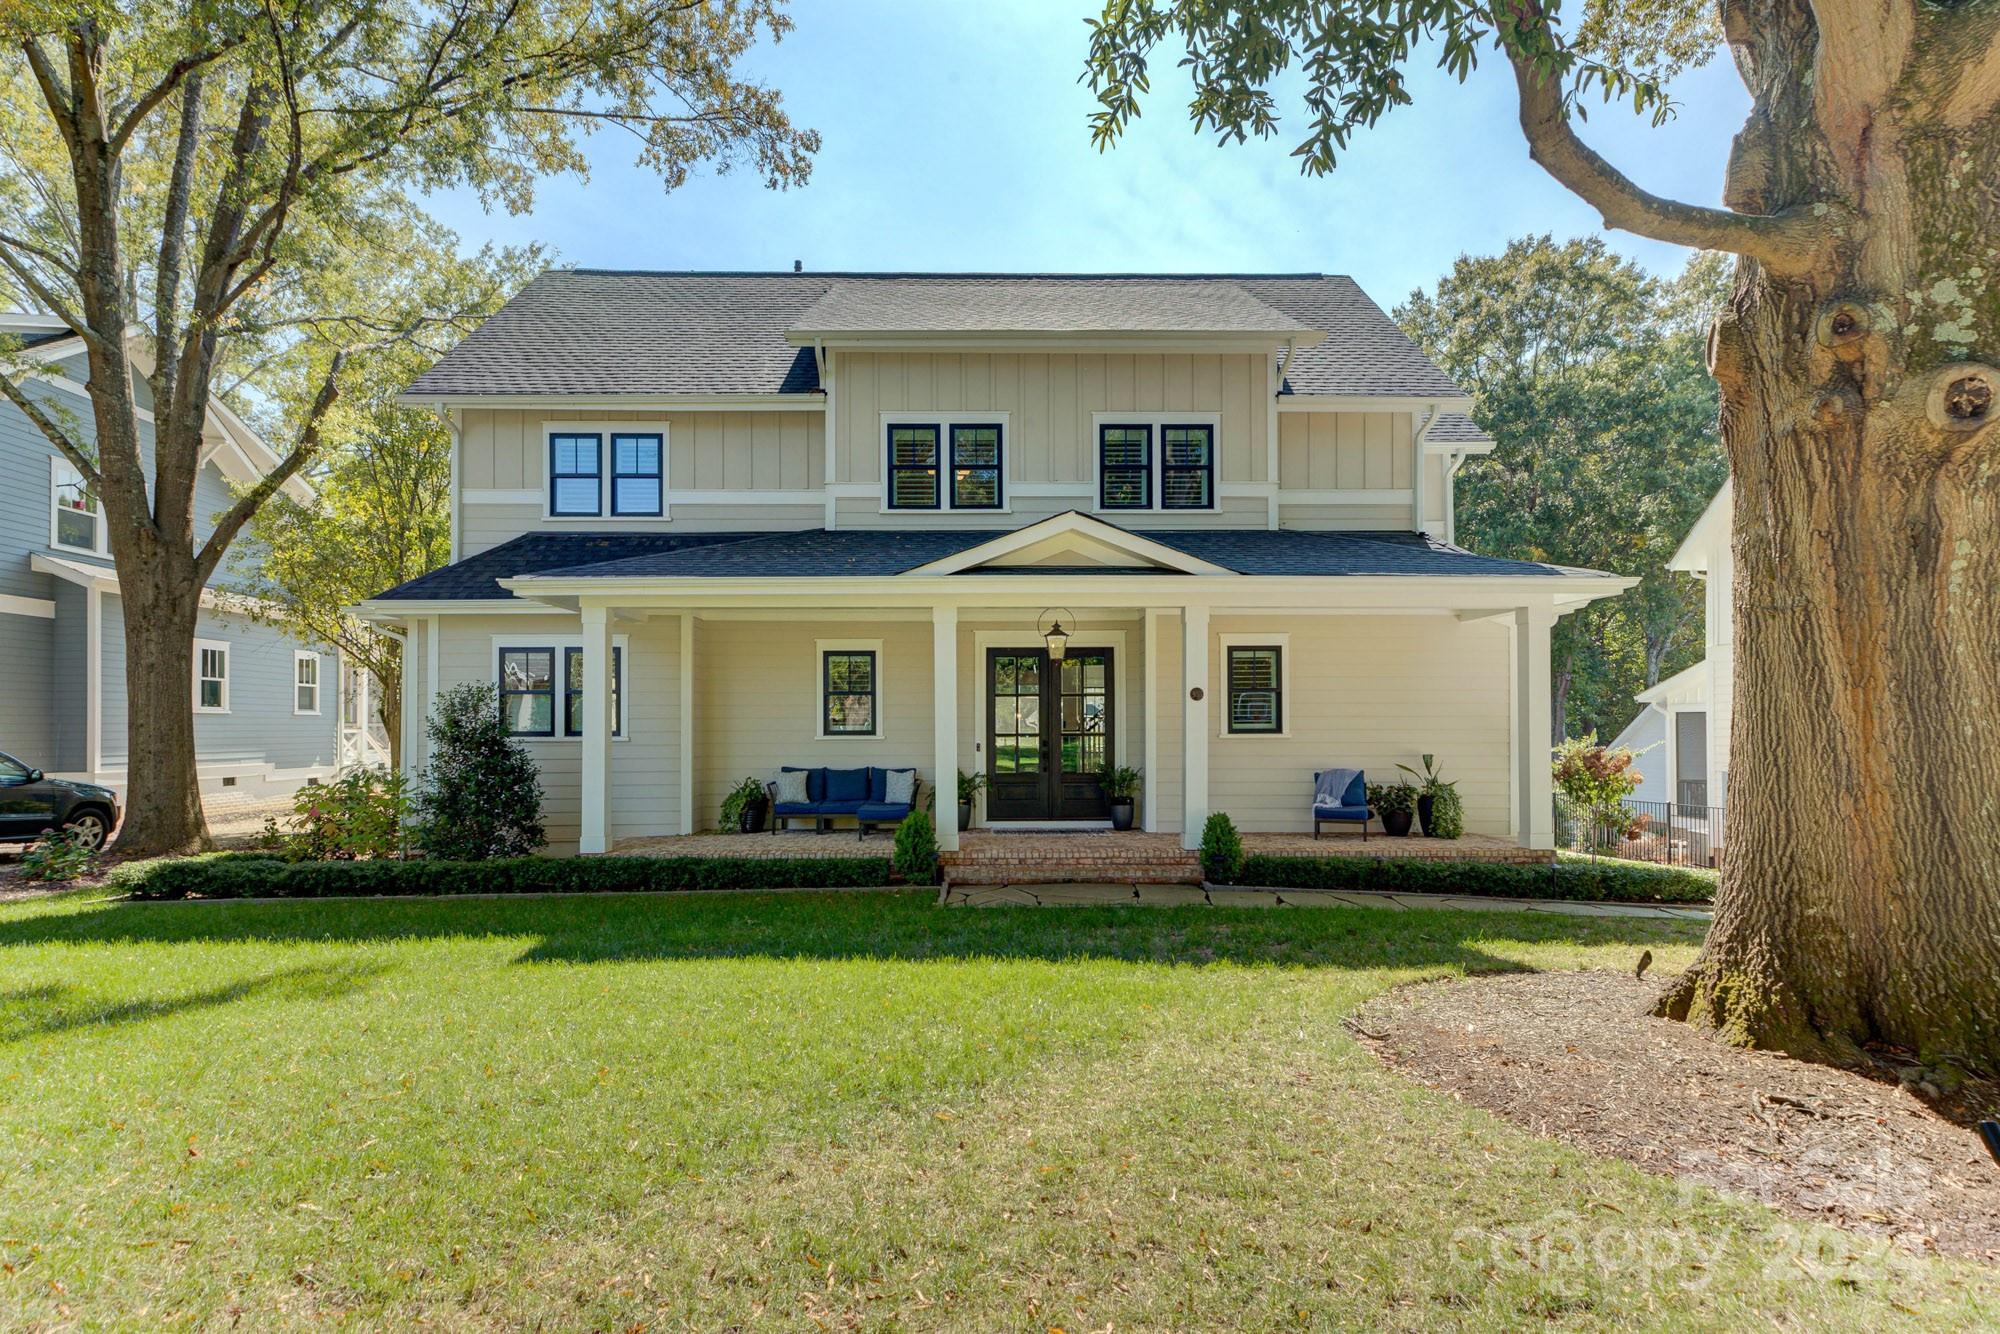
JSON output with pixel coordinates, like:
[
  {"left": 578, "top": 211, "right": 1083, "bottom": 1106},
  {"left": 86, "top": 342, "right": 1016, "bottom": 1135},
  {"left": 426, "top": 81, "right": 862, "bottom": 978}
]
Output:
[{"left": 63, "top": 809, "right": 110, "bottom": 850}]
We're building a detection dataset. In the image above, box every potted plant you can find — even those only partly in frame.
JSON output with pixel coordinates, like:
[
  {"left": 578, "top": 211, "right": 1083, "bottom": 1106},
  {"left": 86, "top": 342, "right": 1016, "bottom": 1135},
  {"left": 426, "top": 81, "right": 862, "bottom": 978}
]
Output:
[
  {"left": 956, "top": 769, "right": 985, "bottom": 832},
  {"left": 1100, "top": 765, "right": 1141, "bottom": 830},
  {"left": 1399, "top": 753, "right": 1464, "bottom": 839},
  {"left": 1368, "top": 781, "right": 1419, "bottom": 837},
  {"left": 720, "top": 775, "right": 769, "bottom": 834}
]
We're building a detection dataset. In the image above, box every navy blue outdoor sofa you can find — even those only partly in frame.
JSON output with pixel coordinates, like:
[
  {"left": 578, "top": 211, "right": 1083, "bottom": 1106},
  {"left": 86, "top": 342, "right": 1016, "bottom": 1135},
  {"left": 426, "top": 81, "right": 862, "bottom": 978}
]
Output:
[
  {"left": 1313, "top": 767, "right": 1376, "bottom": 840},
  {"left": 767, "top": 766, "right": 923, "bottom": 840}
]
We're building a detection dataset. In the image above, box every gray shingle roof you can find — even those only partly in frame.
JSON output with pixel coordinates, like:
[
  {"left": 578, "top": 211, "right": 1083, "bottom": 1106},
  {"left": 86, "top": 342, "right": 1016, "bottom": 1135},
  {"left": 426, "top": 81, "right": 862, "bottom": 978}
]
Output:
[
  {"left": 1426, "top": 411, "right": 1492, "bottom": 445},
  {"left": 370, "top": 531, "right": 763, "bottom": 600},
  {"left": 790, "top": 277, "right": 1314, "bottom": 336},
  {"left": 508, "top": 522, "right": 1600, "bottom": 583},
  {"left": 402, "top": 270, "right": 1467, "bottom": 401}
]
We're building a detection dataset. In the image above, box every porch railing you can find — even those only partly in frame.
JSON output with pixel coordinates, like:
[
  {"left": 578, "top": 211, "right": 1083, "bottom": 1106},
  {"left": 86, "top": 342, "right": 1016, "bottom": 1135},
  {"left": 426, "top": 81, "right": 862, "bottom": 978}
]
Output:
[{"left": 1555, "top": 795, "right": 1726, "bottom": 869}]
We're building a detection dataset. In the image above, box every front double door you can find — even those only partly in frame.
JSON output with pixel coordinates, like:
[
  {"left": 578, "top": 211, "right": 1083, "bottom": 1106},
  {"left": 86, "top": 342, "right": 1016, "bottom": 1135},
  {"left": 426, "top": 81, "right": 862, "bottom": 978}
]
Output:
[{"left": 985, "top": 647, "right": 1114, "bottom": 821}]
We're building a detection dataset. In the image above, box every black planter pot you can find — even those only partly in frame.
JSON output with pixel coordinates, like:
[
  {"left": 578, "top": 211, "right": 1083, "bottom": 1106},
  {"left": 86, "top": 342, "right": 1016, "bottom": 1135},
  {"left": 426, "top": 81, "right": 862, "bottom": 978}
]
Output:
[
  {"left": 958, "top": 800, "right": 973, "bottom": 832},
  {"left": 738, "top": 800, "right": 769, "bottom": 834},
  {"left": 1382, "top": 809, "right": 1415, "bottom": 837},
  {"left": 1416, "top": 793, "right": 1435, "bottom": 837},
  {"left": 1108, "top": 798, "right": 1135, "bottom": 831}
]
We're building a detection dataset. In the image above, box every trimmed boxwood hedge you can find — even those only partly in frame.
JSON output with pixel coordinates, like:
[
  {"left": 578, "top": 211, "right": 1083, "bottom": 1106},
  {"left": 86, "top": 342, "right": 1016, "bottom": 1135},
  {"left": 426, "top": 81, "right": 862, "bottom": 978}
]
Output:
[
  {"left": 1233, "top": 853, "right": 1714, "bottom": 905},
  {"left": 113, "top": 853, "right": 895, "bottom": 901}
]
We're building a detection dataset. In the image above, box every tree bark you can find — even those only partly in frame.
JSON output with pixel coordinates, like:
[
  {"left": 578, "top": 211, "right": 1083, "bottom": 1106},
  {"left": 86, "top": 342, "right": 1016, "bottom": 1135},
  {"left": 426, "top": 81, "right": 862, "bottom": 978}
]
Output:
[
  {"left": 1644, "top": 5, "right": 2000, "bottom": 1073},
  {"left": 118, "top": 562, "right": 210, "bottom": 852}
]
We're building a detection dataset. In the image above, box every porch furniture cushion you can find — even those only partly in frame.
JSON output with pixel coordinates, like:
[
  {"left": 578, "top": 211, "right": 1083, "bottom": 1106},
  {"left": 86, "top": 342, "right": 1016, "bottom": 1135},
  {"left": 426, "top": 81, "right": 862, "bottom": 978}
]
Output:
[
  {"left": 880, "top": 768, "right": 917, "bottom": 805},
  {"left": 772, "top": 802, "right": 821, "bottom": 818},
  {"left": 781, "top": 765, "right": 826, "bottom": 802},
  {"left": 1313, "top": 803, "right": 1372, "bottom": 821},
  {"left": 773, "top": 769, "right": 811, "bottom": 806},
  {"left": 825, "top": 767, "right": 871, "bottom": 803},
  {"left": 811, "top": 800, "right": 866, "bottom": 816},
  {"left": 855, "top": 801, "right": 912, "bottom": 823},
  {"left": 1315, "top": 767, "right": 1367, "bottom": 810}
]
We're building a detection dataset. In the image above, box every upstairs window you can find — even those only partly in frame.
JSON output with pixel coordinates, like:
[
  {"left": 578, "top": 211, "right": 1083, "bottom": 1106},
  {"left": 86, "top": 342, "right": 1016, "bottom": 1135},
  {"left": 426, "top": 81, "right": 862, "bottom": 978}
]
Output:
[
  {"left": 1098, "top": 425, "right": 1152, "bottom": 509},
  {"left": 549, "top": 433, "right": 602, "bottom": 516},
  {"left": 50, "top": 457, "right": 104, "bottom": 554},
  {"left": 886, "top": 425, "right": 941, "bottom": 510},
  {"left": 949, "top": 424, "right": 1003, "bottom": 509},
  {"left": 1161, "top": 424, "right": 1215, "bottom": 510},
  {"left": 610, "top": 434, "right": 663, "bottom": 516}
]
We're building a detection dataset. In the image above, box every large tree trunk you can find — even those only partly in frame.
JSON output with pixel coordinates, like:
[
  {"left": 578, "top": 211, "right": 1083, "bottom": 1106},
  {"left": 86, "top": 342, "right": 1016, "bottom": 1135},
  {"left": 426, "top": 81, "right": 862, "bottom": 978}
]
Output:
[
  {"left": 1655, "top": 23, "right": 2000, "bottom": 1071},
  {"left": 117, "top": 567, "right": 210, "bottom": 854}
]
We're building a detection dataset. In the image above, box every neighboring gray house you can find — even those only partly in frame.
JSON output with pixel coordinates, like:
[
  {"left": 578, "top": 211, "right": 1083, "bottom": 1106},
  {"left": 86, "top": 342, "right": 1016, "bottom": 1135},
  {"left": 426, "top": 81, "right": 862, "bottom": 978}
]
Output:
[{"left": 1, "top": 313, "right": 341, "bottom": 800}]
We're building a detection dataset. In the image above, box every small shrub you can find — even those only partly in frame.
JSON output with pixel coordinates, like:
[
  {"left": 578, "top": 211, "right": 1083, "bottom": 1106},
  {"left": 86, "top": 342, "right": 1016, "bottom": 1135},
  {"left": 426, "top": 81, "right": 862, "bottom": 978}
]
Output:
[
  {"left": 260, "top": 768, "right": 409, "bottom": 861},
  {"left": 20, "top": 825, "right": 100, "bottom": 882},
  {"left": 1426, "top": 785, "right": 1465, "bottom": 839},
  {"left": 413, "top": 683, "right": 545, "bottom": 860},
  {"left": 1200, "top": 811, "right": 1243, "bottom": 884},
  {"left": 113, "top": 852, "right": 893, "bottom": 900},
  {"left": 719, "top": 776, "right": 767, "bottom": 831},
  {"left": 893, "top": 810, "right": 940, "bottom": 886},
  {"left": 1232, "top": 853, "right": 1714, "bottom": 904}
]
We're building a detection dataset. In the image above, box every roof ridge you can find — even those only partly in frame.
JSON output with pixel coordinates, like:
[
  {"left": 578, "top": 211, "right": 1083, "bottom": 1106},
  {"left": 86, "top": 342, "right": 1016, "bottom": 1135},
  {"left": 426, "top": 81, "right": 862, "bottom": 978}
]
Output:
[{"left": 556, "top": 268, "right": 1338, "bottom": 281}]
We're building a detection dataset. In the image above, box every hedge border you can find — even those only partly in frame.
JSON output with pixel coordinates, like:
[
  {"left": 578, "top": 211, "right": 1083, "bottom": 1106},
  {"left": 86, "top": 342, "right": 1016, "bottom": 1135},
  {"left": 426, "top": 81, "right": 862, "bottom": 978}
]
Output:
[
  {"left": 1231, "top": 853, "right": 1715, "bottom": 905},
  {"left": 113, "top": 853, "right": 896, "bottom": 901}
]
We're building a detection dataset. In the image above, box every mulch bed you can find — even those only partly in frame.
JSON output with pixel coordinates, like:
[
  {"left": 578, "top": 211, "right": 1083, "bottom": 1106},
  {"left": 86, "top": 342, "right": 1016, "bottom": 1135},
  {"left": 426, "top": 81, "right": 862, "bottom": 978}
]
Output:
[{"left": 1352, "top": 970, "right": 2000, "bottom": 1263}]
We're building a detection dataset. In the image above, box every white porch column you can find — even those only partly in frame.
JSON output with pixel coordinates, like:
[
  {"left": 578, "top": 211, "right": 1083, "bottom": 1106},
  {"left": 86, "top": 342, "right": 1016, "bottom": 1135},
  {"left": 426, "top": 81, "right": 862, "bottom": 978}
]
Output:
[
  {"left": 1142, "top": 607, "right": 1160, "bottom": 832},
  {"left": 1515, "top": 602, "right": 1556, "bottom": 849},
  {"left": 677, "top": 613, "right": 696, "bottom": 835},
  {"left": 932, "top": 604, "right": 960, "bottom": 852},
  {"left": 579, "top": 601, "right": 614, "bottom": 854},
  {"left": 399, "top": 618, "right": 421, "bottom": 786},
  {"left": 1181, "top": 604, "right": 1210, "bottom": 850}
]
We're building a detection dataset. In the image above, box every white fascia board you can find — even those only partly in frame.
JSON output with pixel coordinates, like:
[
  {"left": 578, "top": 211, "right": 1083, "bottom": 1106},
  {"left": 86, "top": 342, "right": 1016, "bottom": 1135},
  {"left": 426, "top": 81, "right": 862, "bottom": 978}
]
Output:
[
  {"left": 344, "top": 598, "right": 576, "bottom": 620},
  {"left": 496, "top": 571, "right": 1639, "bottom": 611},
  {"left": 1277, "top": 393, "right": 1475, "bottom": 414},
  {"left": 1669, "top": 479, "right": 1732, "bottom": 573},
  {"left": 1634, "top": 659, "right": 1711, "bottom": 706},
  {"left": 33, "top": 552, "right": 283, "bottom": 613},
  {"left": 393, "top": 392, "right": 826, "bottom": 411}
]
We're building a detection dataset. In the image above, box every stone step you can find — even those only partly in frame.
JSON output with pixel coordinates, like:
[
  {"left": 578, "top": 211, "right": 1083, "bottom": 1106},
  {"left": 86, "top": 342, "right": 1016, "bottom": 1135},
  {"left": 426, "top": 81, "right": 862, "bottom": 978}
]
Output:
[{"left": 944, "top": 862, "right": 1203, "bottom": 886}]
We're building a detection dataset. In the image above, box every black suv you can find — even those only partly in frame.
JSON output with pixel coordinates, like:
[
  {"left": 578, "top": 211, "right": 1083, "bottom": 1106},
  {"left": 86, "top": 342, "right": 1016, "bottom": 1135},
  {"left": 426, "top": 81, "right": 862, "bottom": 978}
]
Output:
[{"left": 0, "top": 751, "right": 118, "bottom": 850}]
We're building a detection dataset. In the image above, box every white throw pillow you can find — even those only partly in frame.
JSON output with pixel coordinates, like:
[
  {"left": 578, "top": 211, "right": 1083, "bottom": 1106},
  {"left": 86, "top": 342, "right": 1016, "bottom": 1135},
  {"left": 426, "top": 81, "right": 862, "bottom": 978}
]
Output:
[
  {"left": 883, "top": 768, "right": 916, "bottom": 806},
  {"left": 774, "top": 770, "right": 809, "bottom": 805}
]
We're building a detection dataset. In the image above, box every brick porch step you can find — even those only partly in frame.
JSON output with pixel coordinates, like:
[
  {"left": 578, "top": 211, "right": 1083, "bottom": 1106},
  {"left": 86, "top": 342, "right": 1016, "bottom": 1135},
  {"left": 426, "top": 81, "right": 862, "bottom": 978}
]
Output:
[
  {"left": 944, "top": 860, "right": 1203, "bottom": 886},
  {"left": 942, "top": 833, "right": 1203, "bottom": 886}
]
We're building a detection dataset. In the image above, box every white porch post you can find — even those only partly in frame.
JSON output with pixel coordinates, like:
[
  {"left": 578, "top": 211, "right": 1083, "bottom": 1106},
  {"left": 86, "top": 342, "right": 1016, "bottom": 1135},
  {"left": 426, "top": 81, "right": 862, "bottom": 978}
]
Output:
[
  {"left": 579, "top": 601, "right": 614, "bottom": 854},
  {"left": 1515, "top": 602, "right": 1556, "bottom": 849},
  {"left": 678, "top": 613, "right": 696, "bottom": 835},
  {"left": 399, "top": 618, "right": 421, "bottom": 786},
  {"left": 932, "top": 604, "right": 960, "bottom": 852},
  {"left": 1181, "top": 603, "right": 1210, "bottom": 850},
  {"left": 1142, "top": 607, "right": 1160, "bottom": 832}
]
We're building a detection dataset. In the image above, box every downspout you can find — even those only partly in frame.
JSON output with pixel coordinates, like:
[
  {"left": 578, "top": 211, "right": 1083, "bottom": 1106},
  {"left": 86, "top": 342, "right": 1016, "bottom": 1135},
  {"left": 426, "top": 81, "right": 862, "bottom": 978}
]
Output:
[
  {"left": 444, "top": 408, "right": 463, "bottom": 563},
  {"left": 1268, "top": 340, "right": 1296, "bottom": 530},
  {"left": 1413, "top": 402, "right": 1443, "bottom": 538},
  {"left": 817, "top": 340, "right": 836, "bottom": 530}
]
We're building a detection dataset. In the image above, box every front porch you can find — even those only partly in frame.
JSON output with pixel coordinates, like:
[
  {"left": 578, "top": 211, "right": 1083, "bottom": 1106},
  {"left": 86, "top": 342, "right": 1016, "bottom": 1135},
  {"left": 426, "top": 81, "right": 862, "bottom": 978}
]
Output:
[{"left": 611, "top": 828, "right": 1553, "bottom": 885}]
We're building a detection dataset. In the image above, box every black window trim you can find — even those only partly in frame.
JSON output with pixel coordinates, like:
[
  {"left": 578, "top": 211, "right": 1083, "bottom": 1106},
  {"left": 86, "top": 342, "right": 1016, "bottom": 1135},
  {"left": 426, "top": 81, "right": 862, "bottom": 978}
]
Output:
[
  {"left": 562, "top": 645, "right": 625, "bottom": 738},
  {"left": 548, "top": 431, "right": 604, "bottom": 517},
  {"left": 608, "top": 432, "right": 665, "bottom": 517},
  {"left": 497, "top": 645, "right": 558, "bottom": 738},
  {"left": 948, "top": 422, "right": 1005, "bottom": 511},
  {"left": 1159, "top": 421, "right": 1217, "bottom": 512},
  {"left": 1225, "top": 644, "right": 1285, "bottom": 735},
  {"left": 821, "top": 648, "right": 879, "bottom": 737},
  {"left": 1097, "top": 422, "right": 1155, "bottom": 511},
  {"left": 884, "top": 422, "right": 942, "bottom": 511}
]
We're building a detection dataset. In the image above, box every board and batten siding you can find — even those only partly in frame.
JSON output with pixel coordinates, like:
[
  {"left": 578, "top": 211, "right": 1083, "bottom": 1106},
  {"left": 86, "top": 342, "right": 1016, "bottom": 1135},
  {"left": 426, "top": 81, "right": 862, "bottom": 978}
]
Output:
[
  {"left": 1203, "top": 614, "right": 1515, "bottom": 837},
  {"left": 456, "top": 409, "right": 826, "bottom": 556}
]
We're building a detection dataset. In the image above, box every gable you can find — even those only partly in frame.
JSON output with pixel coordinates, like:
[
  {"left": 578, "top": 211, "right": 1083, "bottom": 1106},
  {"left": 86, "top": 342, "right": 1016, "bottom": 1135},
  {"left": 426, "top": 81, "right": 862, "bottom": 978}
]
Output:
[{"left": 902, "top": 512, "right": 1234, "bottom": 577}]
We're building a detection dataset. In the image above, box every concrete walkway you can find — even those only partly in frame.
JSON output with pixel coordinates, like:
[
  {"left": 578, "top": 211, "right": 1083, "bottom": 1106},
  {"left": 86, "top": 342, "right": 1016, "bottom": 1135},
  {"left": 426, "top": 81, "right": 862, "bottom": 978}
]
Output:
[{"left": 942, "top": 882, "right": 1712, "bottom": 921}]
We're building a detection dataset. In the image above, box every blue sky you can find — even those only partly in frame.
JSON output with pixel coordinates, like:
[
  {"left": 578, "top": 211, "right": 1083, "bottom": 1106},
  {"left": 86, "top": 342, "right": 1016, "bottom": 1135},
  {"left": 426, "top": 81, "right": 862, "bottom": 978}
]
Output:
[{"left": 425, "top": 1, "right": 1749, "bottom": 308}]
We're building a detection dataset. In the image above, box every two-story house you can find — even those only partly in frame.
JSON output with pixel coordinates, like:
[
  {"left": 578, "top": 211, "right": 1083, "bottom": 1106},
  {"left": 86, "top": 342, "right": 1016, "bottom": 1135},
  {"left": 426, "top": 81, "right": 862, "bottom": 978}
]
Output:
[
  {"left": 358, "top": 270, "right": 1633, "bottom": 855},
  {"left": 0, "top": 313, "right": 342, "bottom": 803}
]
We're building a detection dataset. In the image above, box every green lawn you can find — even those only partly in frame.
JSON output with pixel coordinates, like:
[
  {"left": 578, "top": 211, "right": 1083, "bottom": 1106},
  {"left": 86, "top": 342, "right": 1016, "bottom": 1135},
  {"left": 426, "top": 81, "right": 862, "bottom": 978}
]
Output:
[{"left": 0, "top": 889, "right": 1991, "bottom": 1329}]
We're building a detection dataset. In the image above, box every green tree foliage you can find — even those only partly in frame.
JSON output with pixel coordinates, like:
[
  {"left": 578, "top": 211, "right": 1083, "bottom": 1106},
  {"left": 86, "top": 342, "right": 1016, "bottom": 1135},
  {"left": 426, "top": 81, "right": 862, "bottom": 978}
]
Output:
[
  {"left": 0, "top": 1, "right": 817, "bottom": 853},
  {"left": 413, "top": 683, "right": 544, "bottom": 861},
  {"left": 1396, "top": 237, "right": 1727, "bottom": 741},
  {"left": 233, "top": 222, "right": 541, "bottom": 768}
]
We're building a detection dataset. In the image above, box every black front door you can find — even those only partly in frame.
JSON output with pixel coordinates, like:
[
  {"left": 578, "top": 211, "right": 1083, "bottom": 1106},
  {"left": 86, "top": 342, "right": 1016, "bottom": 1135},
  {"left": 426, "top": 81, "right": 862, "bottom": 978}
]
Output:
[{"left": 985, "top": 648, "right": 1113, "bottom": 821}]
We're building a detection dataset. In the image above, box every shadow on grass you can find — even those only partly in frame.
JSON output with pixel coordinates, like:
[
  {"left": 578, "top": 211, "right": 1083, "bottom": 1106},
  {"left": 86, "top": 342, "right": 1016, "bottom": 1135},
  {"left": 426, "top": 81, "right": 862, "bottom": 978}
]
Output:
[
  {"left": 0, "top": 961, "right": 390, "bottom": 1043},
  {"left": 0, "top": 891, "right": 1703, "bottom": 976}
]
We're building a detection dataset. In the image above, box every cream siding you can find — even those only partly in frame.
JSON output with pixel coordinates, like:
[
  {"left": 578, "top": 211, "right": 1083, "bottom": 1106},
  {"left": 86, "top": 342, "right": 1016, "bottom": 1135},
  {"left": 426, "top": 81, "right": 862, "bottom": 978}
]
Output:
[{"left": 1205, "top": 614, "right": 1515, "bottom": 836}]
